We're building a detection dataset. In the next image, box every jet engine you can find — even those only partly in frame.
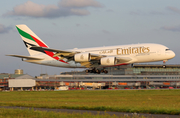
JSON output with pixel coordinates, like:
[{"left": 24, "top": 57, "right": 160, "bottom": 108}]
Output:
[
  {"left": 100, "top": 57, "right": 117, "bottom": 65},
  {"left": 74, "top": 53, "right": 91, "bottom": 62}
]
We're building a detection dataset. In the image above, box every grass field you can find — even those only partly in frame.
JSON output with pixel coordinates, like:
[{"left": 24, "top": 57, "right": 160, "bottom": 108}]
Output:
[
  {"left": 0, "top": 108, "right": 136, "bottom": 118},
  {"left": 0, "top": 90, "right": 180, "bottom": 115},
  {"left": 0, "top": 108, "right": 131, "bottom": 118}
]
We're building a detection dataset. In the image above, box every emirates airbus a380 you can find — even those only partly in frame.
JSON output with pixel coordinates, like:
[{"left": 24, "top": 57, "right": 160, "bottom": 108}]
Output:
[{"left": 7, "top": 24, "right": 175, "bottom": 74}]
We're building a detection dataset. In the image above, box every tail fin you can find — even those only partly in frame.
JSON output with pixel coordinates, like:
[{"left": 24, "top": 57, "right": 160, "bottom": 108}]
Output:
[{"left": 16, "top": 24, "right": 48, "bottom": 56}]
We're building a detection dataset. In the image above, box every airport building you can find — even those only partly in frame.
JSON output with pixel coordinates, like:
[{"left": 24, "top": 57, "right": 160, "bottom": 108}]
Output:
[
  {"left": 58, "top": 64, "right": 180, "bottom": 79},
  {"left": 1, "top": 65, "right": 180, "bottom": 91}
]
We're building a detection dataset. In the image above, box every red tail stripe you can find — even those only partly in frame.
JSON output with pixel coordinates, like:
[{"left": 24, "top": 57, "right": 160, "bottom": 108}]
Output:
[{"left": 30, "top": 35, "right": 68, "bottom": 64}]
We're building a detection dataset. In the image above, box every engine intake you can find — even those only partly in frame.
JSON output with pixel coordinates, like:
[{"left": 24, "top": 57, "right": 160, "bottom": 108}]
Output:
[
  {"left": 100, "top": 57, "right": 117, "bottom": 65},
  {"left": 74, "top": 53, "right": 91, "bottom": 62}
]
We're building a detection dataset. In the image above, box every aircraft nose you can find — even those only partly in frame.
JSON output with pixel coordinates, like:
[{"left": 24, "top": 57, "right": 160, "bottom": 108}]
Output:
[
  {"left": 165, "top": 50, "right": 175, "bottom": 59},
  {"left": 171, "top": 51, "right": 175, "bottom": 58},
  {"left": 169, "top": 50, "right": 175, "bottom": 59}
]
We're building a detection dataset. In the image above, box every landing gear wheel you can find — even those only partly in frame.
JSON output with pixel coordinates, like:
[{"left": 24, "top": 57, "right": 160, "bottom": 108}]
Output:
[
  {"left": 96, "top": 69, "right": 100, "bottom": 74},
  {"left": 85, "top": 68, "right": 108, "bottom": 74},
  {"left": 104, "top": 70, "right": 108, "bottom": 74},
  {"left": 163, "top": 65, "right": 166, "bottom": 68}
]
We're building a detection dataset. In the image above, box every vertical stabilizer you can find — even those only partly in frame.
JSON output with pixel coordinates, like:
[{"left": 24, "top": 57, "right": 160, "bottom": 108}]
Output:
[{"left": 16, "top": 24, "right": 48, "bottom": 56}]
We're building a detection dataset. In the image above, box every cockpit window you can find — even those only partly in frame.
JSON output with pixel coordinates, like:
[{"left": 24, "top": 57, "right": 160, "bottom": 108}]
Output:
[{"left": 165, "top": 49, "right": 170, "bottom": 51}]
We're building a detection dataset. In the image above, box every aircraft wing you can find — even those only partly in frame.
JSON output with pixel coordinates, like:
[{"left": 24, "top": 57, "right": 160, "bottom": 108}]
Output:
[
  {"left": 29, "top": 46, "right": 133, "bottom": 68},
  {"left": 79, "top": 57, "right": 133, "bottom": 68},
  {"left": 30, "top": 46, "right": 104, "bottom": 60},
  {"left": 6, "top": 55, "right": 44, "bottom": 60}
]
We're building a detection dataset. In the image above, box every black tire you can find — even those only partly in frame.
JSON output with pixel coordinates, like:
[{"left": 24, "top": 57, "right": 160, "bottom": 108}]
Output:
[
  {"left": 95, "top": 69, "right": 100, "bottom": 73},
  {"left": 85, "top": 70, "right": 89, "bottom": 73},
  {"left": 104, "top": 70, "right": 108, "bottom": 74}
]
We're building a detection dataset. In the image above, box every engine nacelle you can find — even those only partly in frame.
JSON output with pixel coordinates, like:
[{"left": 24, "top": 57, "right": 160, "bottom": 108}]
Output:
[
  {"left": 100, "top": 57, "right": 117, "bottom": 65},
  {"left": 74, "top": 53, "right": 91, "bottom": 62}
]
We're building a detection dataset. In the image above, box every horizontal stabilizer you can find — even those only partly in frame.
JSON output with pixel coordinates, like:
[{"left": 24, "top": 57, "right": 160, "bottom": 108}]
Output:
[{"left": 6, "top": 55, "right": 44, "bottom": 60}]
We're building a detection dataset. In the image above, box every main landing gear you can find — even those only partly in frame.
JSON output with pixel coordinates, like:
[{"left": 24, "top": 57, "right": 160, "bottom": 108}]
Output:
[{"left": 85, "top": 68, "right": 108, "bottom": 74}]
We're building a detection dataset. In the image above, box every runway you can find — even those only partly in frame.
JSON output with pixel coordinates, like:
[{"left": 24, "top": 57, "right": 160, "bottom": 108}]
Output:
[{"left": 0, "top": 106, "right": 179, "bottom": 118}]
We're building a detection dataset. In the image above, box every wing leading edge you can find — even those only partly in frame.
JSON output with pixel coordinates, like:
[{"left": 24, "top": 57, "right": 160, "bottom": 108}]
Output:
[{"left": 30, "top": 46, "right": 105, "bottom": 60}]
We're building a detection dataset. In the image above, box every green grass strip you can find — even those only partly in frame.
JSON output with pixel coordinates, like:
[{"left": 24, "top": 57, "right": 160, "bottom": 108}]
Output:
[
  {"left": 0, "top": 90, "right": 180, "bottom": 115},
  {"left": 0, "top": 108, "right": 145, "bottom": 118}
]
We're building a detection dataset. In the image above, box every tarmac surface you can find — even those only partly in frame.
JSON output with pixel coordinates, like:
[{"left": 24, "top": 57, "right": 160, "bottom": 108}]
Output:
[{"left": 0, "top": 106, "right": 180, "bottom": 118}]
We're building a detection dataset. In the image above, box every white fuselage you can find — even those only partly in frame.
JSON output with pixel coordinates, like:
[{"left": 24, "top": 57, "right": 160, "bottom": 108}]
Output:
[{"left": 27, "top": 43, "right": 175, "bottom": 68}]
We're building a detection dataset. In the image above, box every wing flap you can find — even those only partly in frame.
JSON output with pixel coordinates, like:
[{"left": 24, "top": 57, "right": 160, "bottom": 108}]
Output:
[
  {"left": 80, "top": 62, "right": 92, "bottom": 68},
  {"left": 6, "top": 55, "right": 44, "bottom": 60}
]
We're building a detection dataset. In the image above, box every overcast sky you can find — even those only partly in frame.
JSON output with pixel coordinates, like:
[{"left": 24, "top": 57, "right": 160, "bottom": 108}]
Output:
[{"left": 1, "top": 0, "right": 180, "bottom": 76}]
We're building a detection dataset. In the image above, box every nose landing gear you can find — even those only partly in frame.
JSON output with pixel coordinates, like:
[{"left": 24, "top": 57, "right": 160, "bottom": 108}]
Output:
[{"left": 163, "top": 60, "right": 167, "bottom": 68}]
